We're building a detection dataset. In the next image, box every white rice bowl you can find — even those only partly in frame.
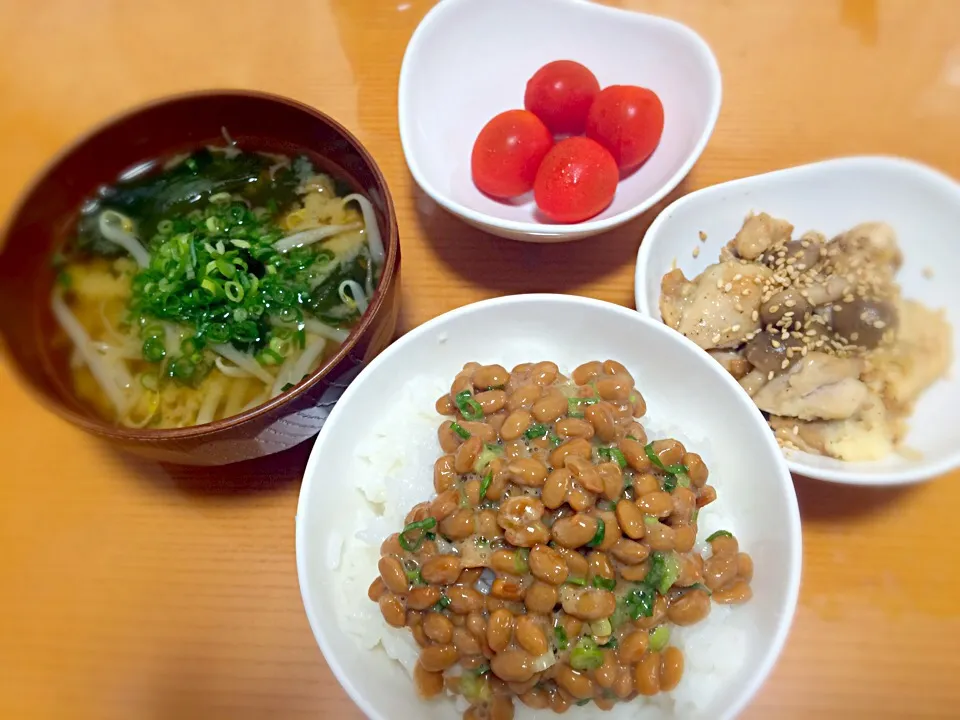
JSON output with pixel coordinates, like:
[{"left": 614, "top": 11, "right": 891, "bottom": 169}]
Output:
[{"left": 296, "top": 295, "right": 800, "bottom": 720}]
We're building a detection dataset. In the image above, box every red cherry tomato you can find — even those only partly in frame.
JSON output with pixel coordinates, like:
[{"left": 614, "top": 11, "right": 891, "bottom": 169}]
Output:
[
  {"left": 524, "top": 60, "right": 600, "bottom": 135},
  {"left": 585, "top": 85, "right": 664, "bottom": 171},
  {"left": 533, "top": 137, "right": 619, "bottom": 223},
  {"left": 471, "top": 110, "right": 554, "bottom": 198}
]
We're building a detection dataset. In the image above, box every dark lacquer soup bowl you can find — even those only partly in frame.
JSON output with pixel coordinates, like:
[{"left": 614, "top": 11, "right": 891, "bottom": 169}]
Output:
[{"left": 0, "top": 91, "right": 400, "bottom": 465}]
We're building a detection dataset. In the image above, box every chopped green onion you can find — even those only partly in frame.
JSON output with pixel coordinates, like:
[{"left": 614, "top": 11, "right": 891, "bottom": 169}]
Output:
[
  {"left": 454, "top": 390, "right": 484, "bottom": 421},
  {"left": 676, "top": 472, "right": 691, "bottom": 489},
  {"left": 601, "top": 636, "right": 618, "bottom": 649},
  {"left": 649, "top": 625, "right": 670, "bottom": 652},
  {"left": 620, "top": 585, "right": 657, "bottom": 620},
  {"left": 450, "top": 421, "right": 471, "bottom": 440},
  {"left": 576, "top": 699, "right": 591, "bottom": 707},
  {"left": 691, "top": 508, "right": 699, "bottom": 523},
  {"left": 645, "top": 551, "right": 681, "bottom": 594},
  {"left": 597, "top": 500, "right": 616, "bottom": 512},
  {"left": 524, "top": 423, "right": 549, "bottom": 439},
  {"left": 590, "top": 618, "right": 612, "bottom": 637},
  {"left": 706, "top": 530, "right": 733, "bottom": 542},
  {"left": 479, "top": 472, "right": 492, "bottom": 500},
  {"left": 592, "top": 576, "right": 616, "bottom": 591},
  {"left": 644, "top": 442, "right": 688, "bottom": 475},
  {"left": 405, "top": 567, "right": 424, "bottom": 586},
  {"left": 597, "top": 446, "right": 627, "bottom": 468},
  {"left": 663, "top": 474, "right": 678, "bottom": 493},
  {"left": 626, "top": 434, "right": 639, "bottom": 441},
  {"left": 689, "top": 582, "right": 713, "bottom": 596},
  {"left": 473, "top": 443, "right": 503, "bottom": 474},
  {"left": 514, "top": 548, "right": 530, "bottom": 575},
  {"left": 169, "top": 357, "right": 195, "bottom": 380},
  {"left": 568, "top": 397, "right": 599, "bottom": 415},
  {"left": 570, "top": 637, "right": 604, "bottom": 671},
  {"left": 436, "top": 594, "right": 452, "bottom": 610},
  {"left": 554, "top": 625, "right": 569, "bottom": 650},
  {"left": 565, "top": 576, "right": 587, "bottom": 587},
  {"left": 547, "top": 433, "right": 563, "bottom": 448},
  {"left": 587, "top": 518, "right": 605, "bottom": 547},
  {"left": 142, "top": 335, "right": 166, "bottom": 363},
  {"left": 223, "top": 280, "right": 244, "bottom": 302},
  {"left": 398, "top": 517, "right": 437, "bottom": 552}
]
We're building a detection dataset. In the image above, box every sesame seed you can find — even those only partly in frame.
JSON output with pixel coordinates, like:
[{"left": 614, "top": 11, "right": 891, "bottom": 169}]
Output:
[
  {"left": 733, "top": 273, "right": 743, "bottom": 281},
  {"left": 768, "top": 304, "right": 780, "bottom": 314},
  {"left": 724, "top": 282, "right": 733, "bottom": 292},
  {"left": 772, "top": 340, "right": 781, "bottom": 348},
  {"left": 731, "top": 324, "right": 741, "bottom": 332},
  {"left": 751, "top": 310, "right": 759, "bottom": 322},
  {"left": 692, "top": 246, "right": 700, "bottom": 258},
  {"left": 699, "top": 231, "right": 707, "bottom": 241},
  {"left": 712, "top": 334, "right": 721, "bottom": 345},
  {"left": 781, "top": 359, "right": 790, "bottom": 369},
  {"left": 767, "top": 371, "right": 775, "bottom": 380}
]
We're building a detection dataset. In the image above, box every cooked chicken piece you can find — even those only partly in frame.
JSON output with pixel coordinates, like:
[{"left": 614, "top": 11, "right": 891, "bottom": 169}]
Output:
[
  {"left": 862, "top": 299, "right": 952, "bottom": 414},
  {"left": 752, "top": 351, "right": 868, "bottom": 420},
  {"left": 827, "top": 221, "right": 902, "bottom": 281},
  {"left": 732, "top": 212, "right": 794, "bottom": 260},
  {"left": 660, "top": 261, "right": 771, "bottom": 349},
  {"left": 769, "top": 392, "right": 896, "bottom": 461},
  {"left": 738, "top": 368, "right": 768, "bottom": 396},
  {"left": 708, "top": 349, "right": 750, "bottom": 379}
]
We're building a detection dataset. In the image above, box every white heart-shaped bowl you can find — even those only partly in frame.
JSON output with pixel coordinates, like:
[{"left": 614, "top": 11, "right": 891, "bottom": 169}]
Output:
[
  {"left": 296, "top": 294, "right": 800, "bottom": 720},
  {"left": 635, "top": 156, "right": 960, "bottom": 485},
  {"left": 398, "top": 0, "right": 721, "bottom": 242}
]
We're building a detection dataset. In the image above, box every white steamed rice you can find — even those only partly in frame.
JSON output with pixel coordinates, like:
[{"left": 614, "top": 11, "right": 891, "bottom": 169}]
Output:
[{"left": 331, "top": 374, "right": 749, "bottom": 718}]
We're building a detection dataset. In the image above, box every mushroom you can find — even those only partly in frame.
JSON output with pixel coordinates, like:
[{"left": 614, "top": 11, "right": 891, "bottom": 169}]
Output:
[
  {"left": 830, "top": 298, "right": 898, "bottom": 348},
  {"left": 744, "top": 331, "right": 804, "bottom": 375}
]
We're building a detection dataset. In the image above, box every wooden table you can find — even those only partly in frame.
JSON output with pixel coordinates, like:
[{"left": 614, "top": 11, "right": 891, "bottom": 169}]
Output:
[{"left": 1, "top": 0, "right": 959, "bottom": 717}]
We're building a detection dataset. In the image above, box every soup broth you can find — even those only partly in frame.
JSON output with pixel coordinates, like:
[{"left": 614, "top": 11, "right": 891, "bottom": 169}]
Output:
[{"left": 53, "top": 144, "right": 385, "bottom": 429}]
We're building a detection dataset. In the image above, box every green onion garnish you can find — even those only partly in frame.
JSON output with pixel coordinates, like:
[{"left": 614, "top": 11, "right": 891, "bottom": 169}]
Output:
[
  {"left": 587, "top": 518, "right": 605, "bottom": 547},
  {"left": 706, "top": 529, "right": 733, "bottom": 542},
  {"left": 645, "top": 551, "right": 681, "bottom": 594},
  {"left": 554, "top": 625, "right": 569, "bottom": 650},
  {"left": 450, "top": 422, "right": 471, "bottom": 440},
  {"left": 689, "top": 582, "right": 712, "bottom": 596},
  {"left": 514, "top": 548, "right": 530, "bottom": 575},
  {"left": 398, "top": 517, "right": 437, "bottom": 552},
  {"left": 592, "top": 576, "right": 616, "bottom": 591},
  {"left": 524, "top": 423, "right": 549, "bottom": 439},
  {"left": 405, "top": 567, "right": 424, "bottom": 585},
  {"left": 565, "top": 576, "right": 587, "bottom": 587},
  {"left": 478, "top": 471, "right": 492, "bottom": 500},
  {"left": 576, "top": 699, "right": 591, "bottom": 707},
  {"left": 547, "top": 433, "right": 563, "bottom": 448},
  {"left": 649, "top": 625, "right": 670, "bottom": 652},
  {"left": 567, "top": 397, "right": 599, "bottom": 415},
  {"left": 436, "top": 594, "right": 452, "bottom": 610},
  {"left": 597, "top": 446, "right": 627, "bottom": 468},
  {"left": 644, "top": 442, "right": 688, "bottom": 476},
  {"left": 619, "top": 585, "right": 657, "bottom": 620},
  {"left": 570, "top": 637, "right": 604, "bottom": 671},
  {"left": 473, "top": 443, "right": 503, "bottom": 474},
  {"left": 454, "top": 390, "right": 484, "bottom": 421}
]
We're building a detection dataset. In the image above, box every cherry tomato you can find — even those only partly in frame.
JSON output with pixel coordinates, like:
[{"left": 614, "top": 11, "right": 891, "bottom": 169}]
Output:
[
  {"left": 524, "top": 60, "right": 600, "bottom": 135},
  {"left": 471, "top": 110, "right": 554, "bottom": 199},
  {"left": 533, "top": 137, "right": 618, "bottom": 223},
  {"left": 585, "top": 85, "right": 664, "bottom": 172}
]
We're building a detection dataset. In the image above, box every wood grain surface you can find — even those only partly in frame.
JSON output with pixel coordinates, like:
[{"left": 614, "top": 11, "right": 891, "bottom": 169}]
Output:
[{"left": 1, "top": 1, "right": 959, "bottom": 718}]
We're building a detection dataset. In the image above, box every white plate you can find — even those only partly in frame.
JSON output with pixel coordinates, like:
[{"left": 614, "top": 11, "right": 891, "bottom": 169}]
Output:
[
  {"left": 297, "top": 294, "right": 801, "bottom": 720},
  {"left": 635, "top": 156, "right": 960, "bottom": 485},
  {"left": 398, "top": 0, "right": 721, "bottom": 242}
]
